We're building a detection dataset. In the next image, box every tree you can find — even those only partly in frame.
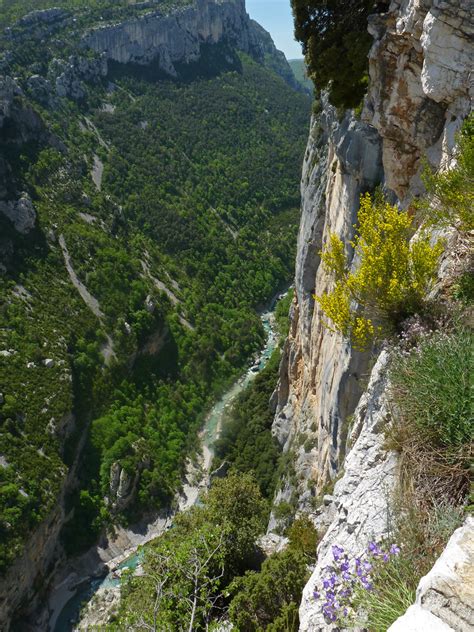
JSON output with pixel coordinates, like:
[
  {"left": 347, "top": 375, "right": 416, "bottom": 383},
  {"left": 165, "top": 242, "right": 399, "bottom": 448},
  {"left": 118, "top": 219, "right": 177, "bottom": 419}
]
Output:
[
  {"left": 203, "top": 471, "right": 269, "bottom": 578},
  {"left": 228, "top": 548, "right": 310, "bottom": 631},
  {"left": 123, "top": 525, "right": 225, "bottom": 631},
  {"left": 291, "top": 0, "right": 389, "bottom": 107}
]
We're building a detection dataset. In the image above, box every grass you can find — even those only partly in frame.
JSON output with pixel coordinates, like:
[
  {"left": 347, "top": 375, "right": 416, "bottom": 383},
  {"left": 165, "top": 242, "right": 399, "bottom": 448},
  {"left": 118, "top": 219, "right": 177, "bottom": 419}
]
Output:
[{"left": 389, "top": 325, "right": 473, "bottom": 449}]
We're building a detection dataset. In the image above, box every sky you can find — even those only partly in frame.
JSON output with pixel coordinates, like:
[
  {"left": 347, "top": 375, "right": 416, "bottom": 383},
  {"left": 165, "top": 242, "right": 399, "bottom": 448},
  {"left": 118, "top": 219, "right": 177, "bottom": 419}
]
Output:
[{"left": 246, "top": 0, "right": 303, "bottom": 59}]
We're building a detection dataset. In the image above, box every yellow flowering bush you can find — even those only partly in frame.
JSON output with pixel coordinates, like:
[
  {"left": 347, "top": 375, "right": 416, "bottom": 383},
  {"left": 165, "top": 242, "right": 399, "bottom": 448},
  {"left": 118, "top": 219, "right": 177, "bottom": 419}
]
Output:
[{"left": 315, "top": 193, "right": 443, "bottom": 348}]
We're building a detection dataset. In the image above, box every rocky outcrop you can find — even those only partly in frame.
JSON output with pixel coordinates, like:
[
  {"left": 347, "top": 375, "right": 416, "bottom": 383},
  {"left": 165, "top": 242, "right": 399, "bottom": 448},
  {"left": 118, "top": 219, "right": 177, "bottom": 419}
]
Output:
[
  {"left": 0, "top": 194, "right": 36, "bottom": 234},
  {"left": 388, "top": 517, "right": 474, "bottom": 631},
  {"left": 299, "top": 351, "right": 398, "bottom": 630},
  {"left": 0, "top": 76, "right": 45, "bottom": 234},
  {"left": 83, "top": 0, "right": 301, "bottom": 90},
  {"left": 270, "top": 100, "right": 383, "bottom": 520},
  {"left": 270, "top": 0, "right": 473, "bottom": 629},
  {"left": 49, "top": 54, "right": 108, "bottom": 101},
  {"left": 365, "top": 0, "right": 473, "bottom": 201}
]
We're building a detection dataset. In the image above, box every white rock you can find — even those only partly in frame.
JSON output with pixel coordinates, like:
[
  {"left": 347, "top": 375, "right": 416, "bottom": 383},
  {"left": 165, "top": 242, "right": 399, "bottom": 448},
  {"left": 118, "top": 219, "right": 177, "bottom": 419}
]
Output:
[
  {"left": 299, "top": 352, "right": 398, "bottom": 631},
  {"left": 43, "top": 358, "right": 55, "bottom": 368},
  {"left": 389, "top": 518, "right": 474, "bottom": 632}
]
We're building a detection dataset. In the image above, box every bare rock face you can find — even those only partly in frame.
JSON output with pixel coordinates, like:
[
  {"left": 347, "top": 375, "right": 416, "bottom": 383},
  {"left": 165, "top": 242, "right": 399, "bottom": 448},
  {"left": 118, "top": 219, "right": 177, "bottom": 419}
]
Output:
[
  {"left": 270, "top": 99, "right": 383, "bottom": 521},
  {"left": 299, "top": 351, "right": 398, "bottom": 631},
  {"left": 365, "top": 0, "right": 473, "bottom": 200},
  {"left": 271, "top": 0, "right": 473, "bottom": 628},
  {"left": 388, "top": 518, "right": 474, "bottom": 631},
  {"left": 0, "top": 195, "right": 36, "bottom": 234},
  {"left": 109, "top": 462, "right": 139, "bottom": 512},
  {"left": 83, "top": 0, "right": 302, "bottom": 91},
  {"left": 0, "top": 77, "right": 45, "bottom": 234},
  {"left": 83, "top": 0, "right": 247, "bottom": 70}
]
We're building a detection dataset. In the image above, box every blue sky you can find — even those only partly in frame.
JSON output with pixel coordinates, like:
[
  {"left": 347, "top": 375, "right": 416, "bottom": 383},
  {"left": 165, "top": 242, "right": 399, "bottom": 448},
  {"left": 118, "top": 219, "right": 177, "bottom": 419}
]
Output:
[{"left": 246, "top": 0, "right": 303, "bottom": 59}]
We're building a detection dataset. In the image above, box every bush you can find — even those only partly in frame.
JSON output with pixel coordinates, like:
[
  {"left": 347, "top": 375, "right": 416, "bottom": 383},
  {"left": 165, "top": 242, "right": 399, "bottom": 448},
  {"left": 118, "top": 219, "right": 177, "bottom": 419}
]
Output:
[
  {"left": 228, "top": 547, "right": 310, "bottom": 631},
  {"left": 315, "top": 193, "right": 443, "bottom": 348},
  {"left": 420, "top": 114, "right": 474, "bottom": 231}
]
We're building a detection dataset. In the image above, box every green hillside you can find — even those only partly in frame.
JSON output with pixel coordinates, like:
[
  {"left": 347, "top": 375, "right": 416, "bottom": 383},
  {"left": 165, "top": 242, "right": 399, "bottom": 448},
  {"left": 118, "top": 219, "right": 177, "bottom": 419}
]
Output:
[
  {"left": 289, "top": 58, "right": 313, "bottom": 93},
  {"left": 0, "top": 21, "right": 310, "bottom": 572}
]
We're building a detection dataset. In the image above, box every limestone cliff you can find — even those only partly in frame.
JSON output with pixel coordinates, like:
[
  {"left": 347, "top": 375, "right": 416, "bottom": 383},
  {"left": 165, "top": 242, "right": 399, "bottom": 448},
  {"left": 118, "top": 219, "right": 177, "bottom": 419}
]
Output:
[
  {"left": 82, "top": 0, "right": 302, "bottom": 90},
  {"left": 269, "top": 0, "right": 472, "bottom": 628}
]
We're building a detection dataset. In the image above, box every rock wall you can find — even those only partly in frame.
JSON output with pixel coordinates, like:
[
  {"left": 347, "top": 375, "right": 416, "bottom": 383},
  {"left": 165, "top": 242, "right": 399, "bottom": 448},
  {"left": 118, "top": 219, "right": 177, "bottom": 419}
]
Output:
[
  {"left": 268, "top": 0, "right": 473, "bottom": 628},
  {"left": 388, "top": 517, "right": 474, "bottom": 631},
  {"left": 83, "top": 0, "right": 301, "bottom": 90},
  {"left": 269, "top": 100, "right": 383, "bottom": 525}
]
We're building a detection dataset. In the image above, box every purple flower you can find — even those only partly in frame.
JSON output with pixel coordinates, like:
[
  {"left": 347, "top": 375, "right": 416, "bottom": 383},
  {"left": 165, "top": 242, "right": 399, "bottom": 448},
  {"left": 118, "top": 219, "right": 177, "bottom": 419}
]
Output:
[
  {"left": 368, "top": 541, "right": 381, "bottom": 556},
  {"left": 323, "top": 578, "right": 331, "bottom": 589},
  {"left": 383, "top": 552, "right": 390, "bottom": 562},
  {"left": 332, "top": 544, "right": 345, "bottom": 561},
  {"left": 342, "top": 571, "right": 351, "bottom": 581},
  {"left": 390, "top": 544, "right": 401, "bottom": 556},
  {"left": 340, "top": 560, "right": 350, "bottom": 572},
  {"left": 363, "top": 560, "right": 372, "bottom": 572},
  {"left": 313, "top": 590, "right": 320, "bottom": 600}
]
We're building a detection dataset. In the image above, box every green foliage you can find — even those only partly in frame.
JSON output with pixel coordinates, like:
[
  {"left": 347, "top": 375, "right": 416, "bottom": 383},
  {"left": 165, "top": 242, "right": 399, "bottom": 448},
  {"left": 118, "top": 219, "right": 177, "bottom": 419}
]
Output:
[
  {"left": 315, "top": 193, "right": 443, "bottom": 348},
  {"left": 420, "top": 114, "right": 474, "bottom": 231},
  {"left": 352, "top": 554, "right": 416, "bottom": 631},
  {"left": 214, "top": 350, "right": 282, "bottom": 498},
  {"left": 288, "top": 59, "right": 313, "bottom": 93},
  {"left": 291, "top": 0, "right": 387, "bottom": 108},
  {"left": 389, "top": 326, "right": 473, "bottom": 449},
  {"left": 203, "top": 471, "right": 269, "bottom": 579},
  {"left": 286, "top": 515, "right": 318, "bottom": 559},
  {"left": 0, "top": 0, "right": 192, "bottom": 30},
  {"left": 274, "top": 289, "right": 294, "bottom": 340},
  {"left": 0, "top": 43, "right": 309, "bottom": 568},
  {"left": 117, "top": 472, "right": 268, "bottom": 629},
  {"left": 228, "top": 533, "right": 314, "bottom": 632}
]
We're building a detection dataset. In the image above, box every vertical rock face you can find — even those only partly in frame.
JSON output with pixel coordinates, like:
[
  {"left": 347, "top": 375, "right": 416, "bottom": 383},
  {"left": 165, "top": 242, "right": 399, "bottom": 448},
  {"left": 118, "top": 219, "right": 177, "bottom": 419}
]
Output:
[
  {"left": 365, "top": 0, "right": 473, "bottom": 201},
  {"left": 299, "top": 352, "right": 398, "bottom": 631},
  {"left": 83, "top": 0, "right": 302, "bottom": 90},
  {"left": 270, "top": 100, "right": 383, "bottom": 516},
  {"left": 271, "top": 0, "right": 473, "bottom": 628}
]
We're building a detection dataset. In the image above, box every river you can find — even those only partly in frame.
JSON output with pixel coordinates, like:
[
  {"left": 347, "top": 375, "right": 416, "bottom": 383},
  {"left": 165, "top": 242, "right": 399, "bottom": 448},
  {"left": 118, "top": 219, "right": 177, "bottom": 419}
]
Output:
[{"left": 51, "top": 291, "right": 286, "bottom": 631}]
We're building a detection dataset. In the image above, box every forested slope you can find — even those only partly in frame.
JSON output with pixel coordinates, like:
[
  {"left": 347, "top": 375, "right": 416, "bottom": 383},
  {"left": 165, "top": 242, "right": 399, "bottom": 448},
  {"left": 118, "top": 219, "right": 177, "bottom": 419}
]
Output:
[{"left": 0, "top": 0, "right": 310, "bottom": 612}]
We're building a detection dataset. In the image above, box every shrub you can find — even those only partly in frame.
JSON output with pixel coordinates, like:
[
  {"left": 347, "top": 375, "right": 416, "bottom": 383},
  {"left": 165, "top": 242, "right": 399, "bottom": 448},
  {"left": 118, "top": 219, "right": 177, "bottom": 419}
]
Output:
[
  {"left": 315, "top": 193, "right": 443, "bottom": 348},
  {"left": 420, "top": 114, "right": 474, "bottom": 231},
  {"left": 228, "top": 547, "right": 309, "bottom": 631}
]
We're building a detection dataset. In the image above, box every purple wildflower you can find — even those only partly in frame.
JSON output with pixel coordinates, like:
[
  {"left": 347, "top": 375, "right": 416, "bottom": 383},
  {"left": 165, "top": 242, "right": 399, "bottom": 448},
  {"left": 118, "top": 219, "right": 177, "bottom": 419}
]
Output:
[
  {"left": 332, "top": 544, "right": 345, "bottom": 561},
  {"left": 340, "top": 560, "right": 350, "bottom": 572},
  {"left": 390, "top": 544, "right": 401, "bottom": 556},
  {"left": 313, "top": 590, "right": 320, "bottom": 600},
  {"left": 368, "top": 541, "right": 381, "bottom": 556}
]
